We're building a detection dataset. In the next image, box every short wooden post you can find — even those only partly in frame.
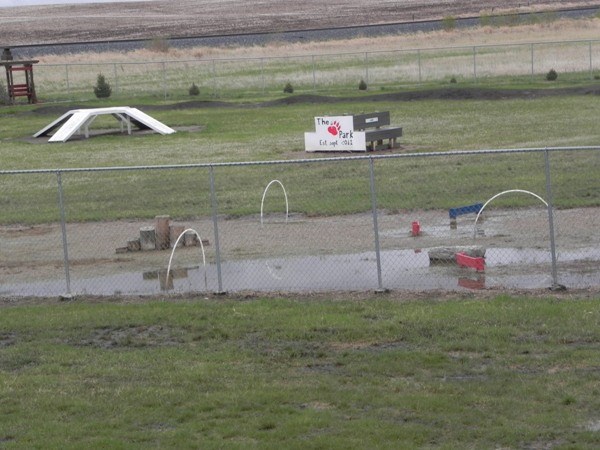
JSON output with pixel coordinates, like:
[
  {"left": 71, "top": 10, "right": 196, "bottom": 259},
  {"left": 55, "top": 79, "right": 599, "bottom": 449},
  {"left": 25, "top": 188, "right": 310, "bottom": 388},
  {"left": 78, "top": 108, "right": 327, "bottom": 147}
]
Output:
[
  {"left": 158, "top": 269, "right": 174, "bottom": 290},
  {"left": 184, "top": 230, "right": 199, "bottom": 247},
  {"left": 139, "top": 226, "right": 156, "bottom": 251},
  {"left": 169, "top": 224, "right": 186, "bottom": 248},
  {"left": 127, "top": 239, "right": 141, "bottom": 252},
  {"left": 155, "top": 215, "right": 170, "bottom": 250}
]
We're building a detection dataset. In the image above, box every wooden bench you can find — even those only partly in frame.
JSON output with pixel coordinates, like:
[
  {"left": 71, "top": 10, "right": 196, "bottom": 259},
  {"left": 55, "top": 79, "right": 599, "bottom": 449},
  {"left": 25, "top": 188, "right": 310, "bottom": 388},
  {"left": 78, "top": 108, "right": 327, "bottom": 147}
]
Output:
[{"left": 352, "top": 111, "right": 402, "bottom": 151}]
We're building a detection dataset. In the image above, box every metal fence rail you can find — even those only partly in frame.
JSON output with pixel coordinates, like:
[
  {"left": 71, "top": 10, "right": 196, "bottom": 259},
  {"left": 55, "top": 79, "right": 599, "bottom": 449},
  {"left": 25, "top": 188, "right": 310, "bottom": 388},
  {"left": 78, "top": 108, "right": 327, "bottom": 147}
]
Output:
[
  {"left": 1, "top": 147, "right": 599, "bottom": 297},
  {"left": 30, "top": 38, "right": 600, "bottom": 102}
]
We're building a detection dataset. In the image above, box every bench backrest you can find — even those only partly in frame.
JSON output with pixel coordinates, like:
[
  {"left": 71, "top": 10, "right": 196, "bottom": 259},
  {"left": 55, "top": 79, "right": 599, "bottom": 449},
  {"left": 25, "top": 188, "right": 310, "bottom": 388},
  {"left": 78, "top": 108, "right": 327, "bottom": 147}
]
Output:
[{"left": 353, "top": 111, "right": 391, "bottom": 130}]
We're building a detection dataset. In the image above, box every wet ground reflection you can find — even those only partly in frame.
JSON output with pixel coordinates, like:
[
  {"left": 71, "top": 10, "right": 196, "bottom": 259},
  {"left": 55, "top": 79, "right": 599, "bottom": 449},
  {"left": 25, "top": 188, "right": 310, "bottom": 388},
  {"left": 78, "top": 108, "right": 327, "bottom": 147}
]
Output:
[{"left": 2, "top": 247, "right": 599, "bottom": 297}]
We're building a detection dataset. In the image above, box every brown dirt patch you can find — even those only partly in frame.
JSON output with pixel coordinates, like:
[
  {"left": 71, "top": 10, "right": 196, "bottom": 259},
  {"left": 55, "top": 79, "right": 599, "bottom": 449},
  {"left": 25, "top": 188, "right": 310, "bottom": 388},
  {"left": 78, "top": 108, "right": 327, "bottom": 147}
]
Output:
[{"left": 0, "top": 225, "right": 54, "bottom": 236}]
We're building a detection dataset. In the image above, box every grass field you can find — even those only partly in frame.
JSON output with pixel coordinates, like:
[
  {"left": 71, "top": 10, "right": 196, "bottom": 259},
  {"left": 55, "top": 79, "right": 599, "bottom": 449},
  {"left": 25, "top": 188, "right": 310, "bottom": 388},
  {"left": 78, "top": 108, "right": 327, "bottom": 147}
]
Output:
[
  {"left": 1, "top": 92, "right": 599, "bottom": 224},
  {"left": 1, "top": 294, "right": 599, "bottom": 448}
]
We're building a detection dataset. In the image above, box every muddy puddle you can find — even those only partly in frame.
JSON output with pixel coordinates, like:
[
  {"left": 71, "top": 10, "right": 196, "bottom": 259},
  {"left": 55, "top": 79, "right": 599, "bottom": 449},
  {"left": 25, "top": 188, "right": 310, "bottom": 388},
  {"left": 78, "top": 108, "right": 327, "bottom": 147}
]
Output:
[{"left": 2, "top": 246, "right": 599, "bottom": 297}]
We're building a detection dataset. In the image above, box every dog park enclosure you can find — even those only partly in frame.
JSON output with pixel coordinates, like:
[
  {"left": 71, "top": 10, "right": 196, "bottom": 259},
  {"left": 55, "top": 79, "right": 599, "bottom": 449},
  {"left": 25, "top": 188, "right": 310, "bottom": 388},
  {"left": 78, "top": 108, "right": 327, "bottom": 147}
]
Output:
[{"left": 0, "top": 147, "right": 598, "bottom": 297}]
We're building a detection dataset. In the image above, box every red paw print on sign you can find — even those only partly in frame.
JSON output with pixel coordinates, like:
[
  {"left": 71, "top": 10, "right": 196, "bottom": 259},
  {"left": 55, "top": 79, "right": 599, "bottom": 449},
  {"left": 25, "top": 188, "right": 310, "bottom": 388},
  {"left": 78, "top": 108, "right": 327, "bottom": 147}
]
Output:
[{"left": 327, "top": 121, "right": 341, "bottom": 136}]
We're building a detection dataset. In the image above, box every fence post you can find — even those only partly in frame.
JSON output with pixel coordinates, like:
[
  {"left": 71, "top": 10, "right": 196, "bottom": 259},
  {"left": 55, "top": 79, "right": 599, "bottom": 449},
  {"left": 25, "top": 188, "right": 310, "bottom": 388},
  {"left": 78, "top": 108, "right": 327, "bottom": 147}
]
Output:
[
  {"left": 56, "top": 171, "right": 72, "bottom": 297},
  {"left": 162, "top": 61, "right": 167, "bottom": 100},
  {"left": 365, "top": 52, "right": 369, "bottom": 86},
  {"left": 209, "top": 165, "right": 225, "bottom": 294},
  {"left": 368, "top": 157, "right": 384, "bottom": 292},
  {"left": 543, "top": 149, "right": 561, "bottom": 289},
  {"left": 530, "top": 43, "right": 534, "bottom": 81},
  {"left": 417, "top": 49, "right": 422, "bottom": 84},
  {"left": 65, "top": 64, "right": 70, "bottom": 100},
  {"left": 312, "top": 55, "right": 316, "bottom": 91},
  {"left": 113, "top": 63, "right": 119, "bottom": 97},
  {"left": 473, "top": 46, "right": 477, "bottom": 82},
  {"left": 212, "top": 59, "right": 216, "bottom": 98},
  {"left": 260, "top": 58, "right": 265, "bottom": 94},
  {"left": 589, "top": 41, "right": 593, "bottom": 80}
]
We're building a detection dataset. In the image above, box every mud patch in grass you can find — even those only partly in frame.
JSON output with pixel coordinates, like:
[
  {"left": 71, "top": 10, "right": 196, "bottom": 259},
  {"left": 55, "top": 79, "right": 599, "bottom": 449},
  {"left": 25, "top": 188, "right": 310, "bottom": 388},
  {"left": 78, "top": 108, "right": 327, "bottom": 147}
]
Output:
[
  {"left": 79, "top": 325, "right": 185, "bottom": 349},
  {"left": 0, "top": 351, "right": 39, "bottom": 372},
  {"left": 0, "top": 332, "right": 17, "bottom": 348}
]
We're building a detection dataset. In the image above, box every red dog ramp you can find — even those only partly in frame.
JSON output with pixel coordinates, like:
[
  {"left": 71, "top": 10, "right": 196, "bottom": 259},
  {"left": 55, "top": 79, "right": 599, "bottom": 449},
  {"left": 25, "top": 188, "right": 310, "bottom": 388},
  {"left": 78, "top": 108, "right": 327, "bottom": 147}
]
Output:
[{"left": 455, "top": 252, "right": 485, "bottom": 272}]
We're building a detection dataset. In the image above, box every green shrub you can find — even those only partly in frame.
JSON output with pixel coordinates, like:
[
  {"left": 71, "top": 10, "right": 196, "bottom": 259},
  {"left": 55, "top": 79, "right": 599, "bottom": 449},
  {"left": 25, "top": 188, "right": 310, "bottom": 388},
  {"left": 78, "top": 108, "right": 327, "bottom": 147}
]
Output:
[
  {"left": 504, "top": 13, "right": 520, "bottom": 27},
  {"left": 493, "top": 11, "right": 520, "bottom": 27},
  {"left": 521, "top": 11, "right": 558, "bottom": 26},
  {"left": 540, "top": 11, "right": 558, "bottom": 23},
  {"left": 450, "top": 76, "right": 457, "bottom": 84},
  {"left": 283, "top": 82, "right": 294, "bottom": 94},
  {"left": 358, "top": 79, "right": 367, "bottom": 90},
  {"left": 479, "top": 14, "right": 492, "bottom": 27},
  {"left": 146, "top": 37, "right": 170, "bottom": 53},
  {"left": 546, "top": 69, "right": 558, "bottom": 81},
  {"left": 93, "top": 73, "right": 112, "bottom": 99},
  {"left": 442, "top": 16, "right": 456, "bottom": 31},
  {"left": 188, "top": 82, "right": 200, "bottom": 96}
]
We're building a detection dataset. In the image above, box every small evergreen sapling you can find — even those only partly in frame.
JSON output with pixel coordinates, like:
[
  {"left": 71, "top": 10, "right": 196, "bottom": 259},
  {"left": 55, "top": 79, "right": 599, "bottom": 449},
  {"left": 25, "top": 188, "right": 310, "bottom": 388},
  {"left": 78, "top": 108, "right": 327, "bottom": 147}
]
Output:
[
  {"left": 546, "top": 68, "right": 558, "bottom": 81},
  {"left": 189, "top": 82, "right": 200, "bottom": 96},
  {"left": 93, "top": 73, "right": 112, "bottom": 99}
]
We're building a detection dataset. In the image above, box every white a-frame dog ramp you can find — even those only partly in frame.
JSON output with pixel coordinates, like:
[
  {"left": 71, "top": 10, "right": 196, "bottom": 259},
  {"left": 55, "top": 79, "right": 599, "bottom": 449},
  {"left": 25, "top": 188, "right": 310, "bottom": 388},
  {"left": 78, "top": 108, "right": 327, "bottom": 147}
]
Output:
[{"left": 34, "top": 107, "right": 176, "bottom": 142}]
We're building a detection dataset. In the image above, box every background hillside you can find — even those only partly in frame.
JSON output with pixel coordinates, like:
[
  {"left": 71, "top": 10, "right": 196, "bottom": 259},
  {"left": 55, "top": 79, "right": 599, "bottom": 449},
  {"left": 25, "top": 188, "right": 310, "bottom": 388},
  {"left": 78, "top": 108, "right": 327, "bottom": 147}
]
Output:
[{"left": 1, "top": 0, "right": 599, "bottom": 45}]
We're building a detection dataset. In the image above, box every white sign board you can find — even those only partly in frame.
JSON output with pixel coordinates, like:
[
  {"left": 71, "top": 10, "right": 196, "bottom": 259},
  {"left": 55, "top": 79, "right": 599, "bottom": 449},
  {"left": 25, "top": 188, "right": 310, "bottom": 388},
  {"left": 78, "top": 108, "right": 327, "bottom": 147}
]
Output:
[{"left": 304, "top": 116, "right": 366, "bottom": 152}]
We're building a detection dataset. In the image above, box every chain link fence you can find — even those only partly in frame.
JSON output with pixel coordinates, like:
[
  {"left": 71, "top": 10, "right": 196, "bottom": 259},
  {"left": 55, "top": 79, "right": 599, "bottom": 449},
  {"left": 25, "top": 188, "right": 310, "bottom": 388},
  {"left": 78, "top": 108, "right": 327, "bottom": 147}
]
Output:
[
  {"left": 29, "top": 39, "right": 600, "bottom": 102},
  {"left": 1, "top": 147, "right": 598, "bottom": 297}
]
